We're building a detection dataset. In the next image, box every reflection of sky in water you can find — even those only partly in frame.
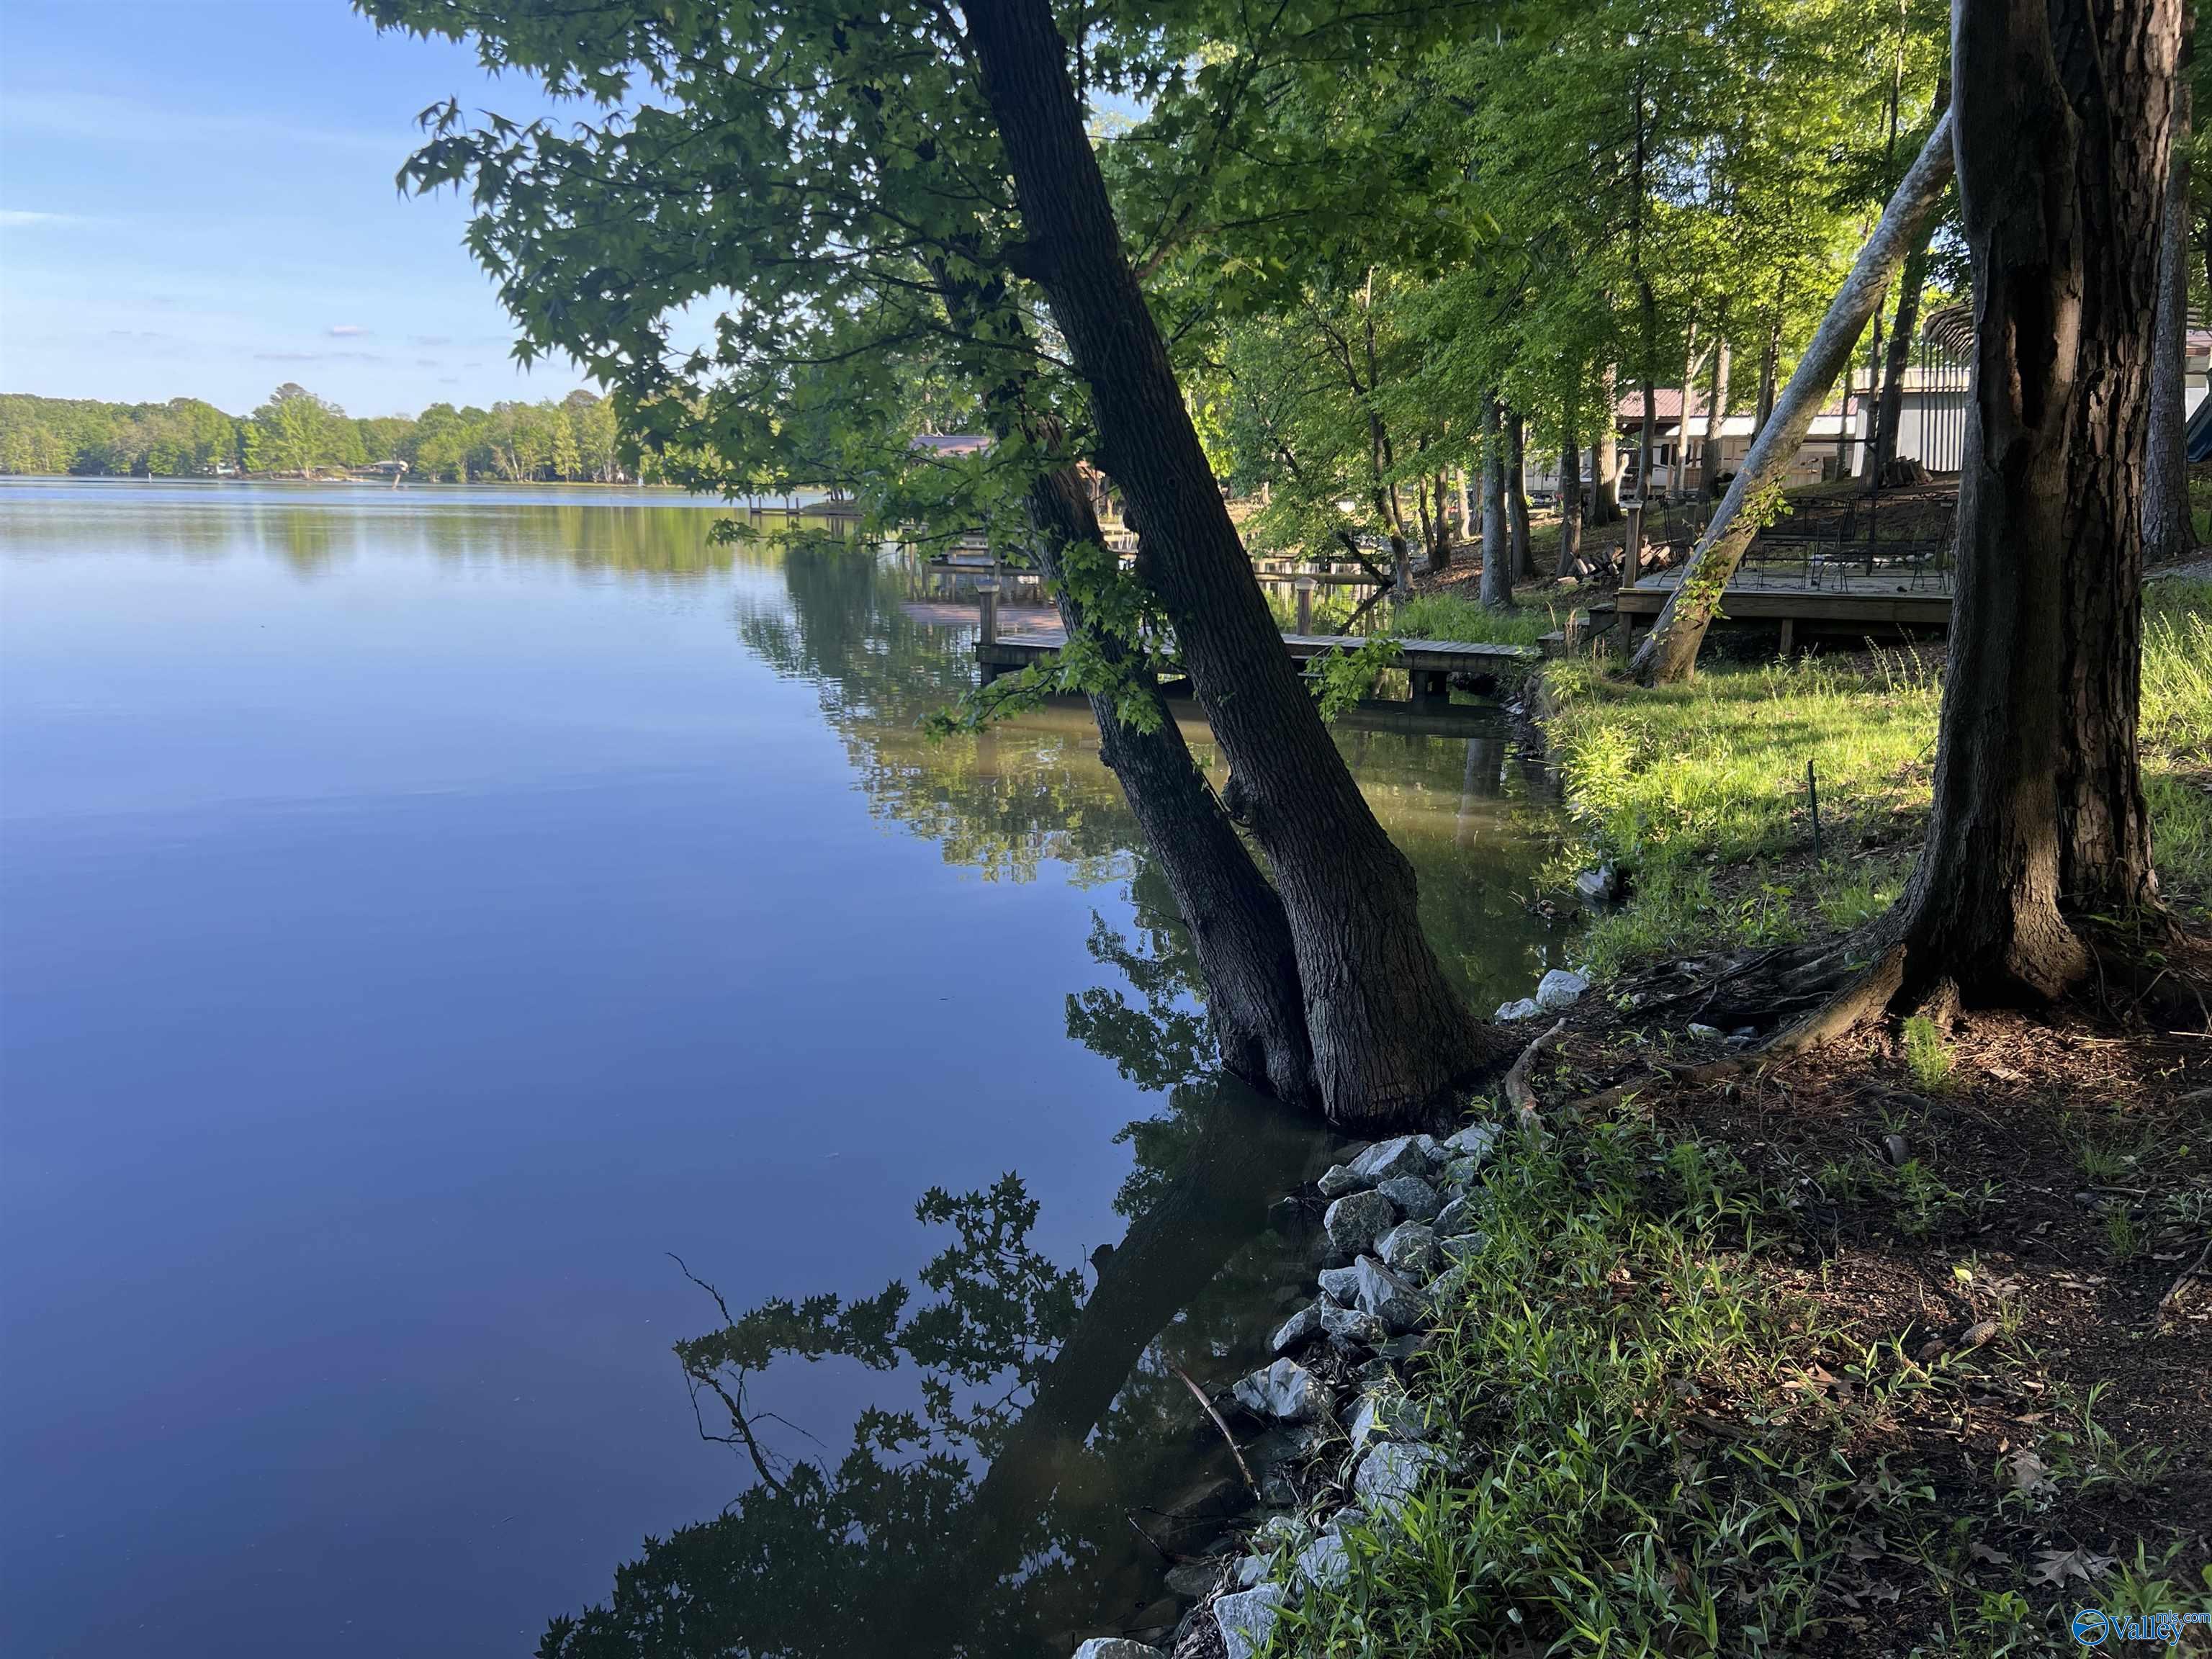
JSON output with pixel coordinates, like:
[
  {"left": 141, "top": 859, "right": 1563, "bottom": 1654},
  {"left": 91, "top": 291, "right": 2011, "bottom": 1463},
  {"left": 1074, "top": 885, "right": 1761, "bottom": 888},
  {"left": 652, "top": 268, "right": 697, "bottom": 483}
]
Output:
[{"left": 0, "top": 479, "right": 1566, "bottom": 1657}]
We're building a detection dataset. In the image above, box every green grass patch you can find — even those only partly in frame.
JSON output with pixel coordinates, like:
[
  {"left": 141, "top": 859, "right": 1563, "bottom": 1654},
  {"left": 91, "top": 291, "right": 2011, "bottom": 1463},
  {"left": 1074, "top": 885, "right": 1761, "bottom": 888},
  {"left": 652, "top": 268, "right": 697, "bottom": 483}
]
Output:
[
  {"left": 1391, "top": 590, "right": 1564, "bottom": 649},
  {"left": 1542, "top": 582, "right": 2212, "bottom": 977},
  {"left": 1269, "top": 1123, "right": 1930, "bottom": 1655},
  {"left": 1901, "top": 1015, "right": 1954, "bottom": 1094}
]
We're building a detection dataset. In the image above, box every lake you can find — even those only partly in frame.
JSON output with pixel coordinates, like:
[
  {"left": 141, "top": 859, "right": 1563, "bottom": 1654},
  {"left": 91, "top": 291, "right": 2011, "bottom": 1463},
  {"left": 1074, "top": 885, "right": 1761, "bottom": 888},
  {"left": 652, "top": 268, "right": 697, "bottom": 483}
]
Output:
[{"left": 0, "top": 480, "right": 1568, "bottom": 1658}]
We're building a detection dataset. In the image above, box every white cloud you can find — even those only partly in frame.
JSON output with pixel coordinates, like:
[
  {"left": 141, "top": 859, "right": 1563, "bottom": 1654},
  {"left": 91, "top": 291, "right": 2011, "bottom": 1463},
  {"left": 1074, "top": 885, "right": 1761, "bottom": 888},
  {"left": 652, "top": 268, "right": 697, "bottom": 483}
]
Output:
[
  {"left": 0, "top": 208, "right": 81, "bottom": 228},
  {"left": 328, "top": 323, "right": 371, "bottom": 337}
]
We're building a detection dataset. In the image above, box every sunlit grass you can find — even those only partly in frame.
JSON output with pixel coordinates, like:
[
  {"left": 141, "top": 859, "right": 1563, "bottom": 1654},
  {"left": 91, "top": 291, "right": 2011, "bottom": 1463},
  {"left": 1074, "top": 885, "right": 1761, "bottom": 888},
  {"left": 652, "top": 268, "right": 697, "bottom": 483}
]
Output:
[
  {"left": 1542, "top": 583, "right": 2212, "bottom": 977},
  {"left": 1390, "top": 590, "right": 1563, "bottom": 649}
]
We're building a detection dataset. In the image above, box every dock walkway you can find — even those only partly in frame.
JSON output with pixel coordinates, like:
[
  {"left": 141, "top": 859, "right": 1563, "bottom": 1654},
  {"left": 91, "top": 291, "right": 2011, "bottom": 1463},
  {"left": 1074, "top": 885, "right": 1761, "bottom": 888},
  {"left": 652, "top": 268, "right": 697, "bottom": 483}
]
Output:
[{"left": 976, "top": 629, "right": 1539, "bottom": 703}]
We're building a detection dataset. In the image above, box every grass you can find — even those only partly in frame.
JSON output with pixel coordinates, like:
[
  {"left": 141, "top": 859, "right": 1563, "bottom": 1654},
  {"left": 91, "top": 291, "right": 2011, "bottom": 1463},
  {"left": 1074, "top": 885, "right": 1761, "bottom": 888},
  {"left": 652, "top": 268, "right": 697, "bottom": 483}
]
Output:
[
  {"left": 1267, "top": 1121, "right": 1888, "bottom": 1656},
  {"left": 1901, "top": 1015, "right": 1954, "bottom": 1093},
  {"left": 1390, "top": 590, "right": 1567, "bottom": 649},
  {"left": 1541, "top": 581, "right": 2212, "bottom": 978},
  {"left": 1249, "top": 1115, "right": 2192, "bottom": 1657}
]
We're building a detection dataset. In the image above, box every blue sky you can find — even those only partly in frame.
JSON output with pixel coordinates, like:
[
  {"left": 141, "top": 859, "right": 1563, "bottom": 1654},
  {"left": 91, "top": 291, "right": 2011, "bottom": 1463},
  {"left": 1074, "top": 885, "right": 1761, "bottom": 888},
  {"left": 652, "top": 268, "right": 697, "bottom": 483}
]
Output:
[{"left": 0, "top": 1, "right": 587, "bottom": 417}]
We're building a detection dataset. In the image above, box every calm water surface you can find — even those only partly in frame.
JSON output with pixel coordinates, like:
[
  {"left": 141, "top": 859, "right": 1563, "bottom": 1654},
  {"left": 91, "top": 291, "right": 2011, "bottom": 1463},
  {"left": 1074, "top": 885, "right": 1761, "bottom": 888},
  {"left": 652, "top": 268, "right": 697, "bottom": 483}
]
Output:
[{"left": 0, "top": 480, "right": 1567, "bottom": 1658}]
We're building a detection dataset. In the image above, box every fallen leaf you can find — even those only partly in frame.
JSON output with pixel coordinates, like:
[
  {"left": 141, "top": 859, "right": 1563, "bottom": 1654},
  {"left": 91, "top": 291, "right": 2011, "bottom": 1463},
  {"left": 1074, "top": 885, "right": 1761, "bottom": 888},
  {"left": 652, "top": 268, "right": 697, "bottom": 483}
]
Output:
[
  {"left": 2002, "top": 1448, "right": 2056, "bottom": 1498},
  {"left": 2030, "top": 1547, "right": 2116, "bottom": 1587},
  {"left": 1970, "top": 1541, "right": 2012, "bottom": 1567},
  {"left": 1961, "top": 1320, "right": 2000, "bottom": 1348}
]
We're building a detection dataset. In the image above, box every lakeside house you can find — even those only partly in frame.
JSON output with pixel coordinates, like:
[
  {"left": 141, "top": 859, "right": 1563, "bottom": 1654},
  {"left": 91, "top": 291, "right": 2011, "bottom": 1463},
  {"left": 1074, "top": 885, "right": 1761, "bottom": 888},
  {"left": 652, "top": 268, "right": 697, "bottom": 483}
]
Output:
[{"left": 1539, "top": 316, "right": 2212, "bottom": 500}]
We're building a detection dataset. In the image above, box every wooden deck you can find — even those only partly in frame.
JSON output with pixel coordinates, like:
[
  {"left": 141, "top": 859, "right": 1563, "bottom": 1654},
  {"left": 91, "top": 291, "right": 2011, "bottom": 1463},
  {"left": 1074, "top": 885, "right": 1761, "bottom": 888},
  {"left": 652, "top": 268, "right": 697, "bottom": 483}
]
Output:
[
  {"left": 1609, "top": 565, "right": 1952, "bottom": 649},
  {"left": 976, "top": 630, "right": 1539, "bottom": 702}
]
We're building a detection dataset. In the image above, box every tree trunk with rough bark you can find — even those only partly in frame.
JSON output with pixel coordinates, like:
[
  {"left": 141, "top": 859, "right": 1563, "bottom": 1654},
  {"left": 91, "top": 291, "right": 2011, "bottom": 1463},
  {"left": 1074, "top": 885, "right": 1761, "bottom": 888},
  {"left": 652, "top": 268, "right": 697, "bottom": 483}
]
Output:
[
  {"left": 1885, "top": 0, "right": 2172, "bottom": 1001},
  {"left": 1557, "top": 427, "right": 1584, "bottom": 578},
  {"left": 1479, "top": 395, "right": 1514, "bottom": 608},
  {"left": 964, "top": 0, "right": 1506, "bottom": 1126},
  {"left": 2146, "top": 68, "right": 2195, "bottom": 564},
  {"left": 1700, "top": 338, "right": 1730, "bottom": 494},
  {"left": 1627, "top": 112, "right": 1956, "bottom": 685},
  {"left": 1023, "top": 466, "right": 1317, "bottom": 1105},
  {"left": 1506, "top": 410, "right": 1532, "bottom": 577}
]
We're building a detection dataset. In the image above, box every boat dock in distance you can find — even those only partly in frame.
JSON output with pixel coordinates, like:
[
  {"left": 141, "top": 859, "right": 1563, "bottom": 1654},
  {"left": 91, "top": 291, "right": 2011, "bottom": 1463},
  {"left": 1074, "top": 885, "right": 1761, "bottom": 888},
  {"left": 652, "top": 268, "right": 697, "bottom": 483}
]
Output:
[{"left": 975, "top": 619, "right": 1539, "bottom": 705}]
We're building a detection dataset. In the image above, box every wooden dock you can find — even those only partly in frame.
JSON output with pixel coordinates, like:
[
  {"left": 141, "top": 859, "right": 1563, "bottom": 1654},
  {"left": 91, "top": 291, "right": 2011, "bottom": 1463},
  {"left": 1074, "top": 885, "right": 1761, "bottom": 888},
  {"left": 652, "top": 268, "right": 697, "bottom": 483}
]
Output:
[
  {"left": 1607, "top": 565, "right": 1952, "bottom": 653},
  {"left": 976, "top": 628, "right": 1539, "bottom": 703}
]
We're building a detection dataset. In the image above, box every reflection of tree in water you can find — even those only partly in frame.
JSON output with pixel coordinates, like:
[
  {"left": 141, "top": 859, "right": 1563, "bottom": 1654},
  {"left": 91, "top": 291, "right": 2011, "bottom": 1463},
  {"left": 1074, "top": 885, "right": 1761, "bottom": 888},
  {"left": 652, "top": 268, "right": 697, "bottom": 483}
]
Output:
[
  {"left": 742, "top": 541, "right": 1138, "bottom": 885},
  {"left": 539, "top": 886, "right": 1326, "bottom": 1659}
]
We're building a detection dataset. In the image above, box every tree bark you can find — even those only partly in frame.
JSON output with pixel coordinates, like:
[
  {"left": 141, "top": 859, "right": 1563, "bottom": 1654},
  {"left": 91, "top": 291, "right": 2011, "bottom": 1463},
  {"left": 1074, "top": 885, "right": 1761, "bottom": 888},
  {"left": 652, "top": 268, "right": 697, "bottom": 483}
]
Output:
[
  {"left": 2146, "top": 63, "right": 2195, "bottom": 564},
  {"left": 1754, "top": 279, "right": 1785, "bottom": 439},
  {"left": 1627, "top": 111, "right": 1956, "bottom": 684},
  {"left": 1023, "top": 467, "right": 1317, "bottom": 1105},
  {"left": 1886, "top": 0, "right": 2172, "bottom": 999},
  {"left": 964, "top": 0, "right": 1506, "bottom": 1126},
  {"left": 1506, "top": 409, "right": 1532, "bottom": 577},
  {"left": 1873, "top": 230, "right": 1935, "bottom": 477},
  {"left": 1425, "top": 471, "right": 1453, "bottom": 573},
  {"left": 1591, "top": 364, "right": 1623, "bottom": 523},
  {"left": 1479, "top": 395, "right": 1514, "bottom": 608},
  {"left": 1557, "top": 425, "right": 1585, "bottom": 578},
  {"left": 1700, "top": 337, "right": 1731, "bottom": 495}
]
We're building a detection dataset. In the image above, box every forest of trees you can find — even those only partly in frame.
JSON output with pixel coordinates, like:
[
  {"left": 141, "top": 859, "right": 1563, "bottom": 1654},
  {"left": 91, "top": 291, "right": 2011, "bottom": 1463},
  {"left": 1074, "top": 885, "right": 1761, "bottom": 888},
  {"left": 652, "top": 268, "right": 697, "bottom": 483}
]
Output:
[{"left": 0, "top": 384, "right": 634, "bottom": 482}]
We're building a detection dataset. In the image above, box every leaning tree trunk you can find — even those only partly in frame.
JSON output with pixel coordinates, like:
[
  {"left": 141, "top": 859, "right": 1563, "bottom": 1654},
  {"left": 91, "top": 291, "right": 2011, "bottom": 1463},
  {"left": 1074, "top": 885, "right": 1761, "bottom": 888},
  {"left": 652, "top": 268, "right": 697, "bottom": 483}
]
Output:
[
  {"left": 1628, "top": 110, "right": 1956, "bottom": 685},
  {"left": 1479, "top": 395, "right": 1514, "bottom": 608},
  {"left": 1591, "top": 364, "right": 1623, "bottom": 523},
  {"left": 1506, "top": 409, "right": 1533, "bottom": 577},
  {"left": 1557, "top": 427, "right": 1585, "bottom": 578},
  {"left": 965, "top": 0, "right": 1506, "bottom": 1126},
  {"left": 1700, "top": 338, "right": 1730, "bottom": 495},
  {"left": 2146, "top": 66, "right": 2195, "bottom": 565},
  {"left": 1024, "top": 467, "right": 1317, "bottom": 1104}
]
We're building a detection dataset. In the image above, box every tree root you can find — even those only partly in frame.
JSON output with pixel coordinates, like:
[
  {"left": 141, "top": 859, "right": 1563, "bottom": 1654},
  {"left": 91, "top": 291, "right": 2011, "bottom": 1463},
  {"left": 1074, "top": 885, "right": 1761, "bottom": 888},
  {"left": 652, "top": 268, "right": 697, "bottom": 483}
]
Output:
[{"left": 1503, "top": 1018, "right": 1567, "bottom": 1125}]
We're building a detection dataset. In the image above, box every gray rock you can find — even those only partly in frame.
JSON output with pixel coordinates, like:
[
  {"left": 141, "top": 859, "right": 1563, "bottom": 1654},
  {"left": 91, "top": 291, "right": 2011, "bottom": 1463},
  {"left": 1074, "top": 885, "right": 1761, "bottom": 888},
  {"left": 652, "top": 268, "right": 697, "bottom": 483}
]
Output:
[
  {"left": 1252, "top": 1514, "right": 1309, "bottom": 1550},
  {"left": 1495, "top": 997, "right": 1542, "bottom": 1021},
  {"left": 1294, "top": 1532, "right": 1352, "bottom": 1592},
  {"left": 1439, "top": 1231, "right": 1488, "bottom": 1267},
  {"left": 1318, "top": 1303, "right": 1387, "bottom": 1352},
  {"left": 1259, "top": 1466, "right": 1299, "bottom": 1508},
  {"left": 1320, "top": 1503, "right": 1364, "bottom": 1537},
  {"left": 1321, "top": 1255, "right": 1425, "bottom": 1333},
  {"left": 1073, "top": 1642, "right": 1169, "bottom": 1659},
  {"left": 1322, "top": 1188, "right": 1398, "bottom": 1254},
  {"left": 1232, "top": 1358, "right": 1321, "bottom": 1423},
  {"left": 1687, "top": 1022, "right": 1723, "bottom": 1040},
  {"left": 1268, "top": 1303, "right": 1321, "bottom": 1355},
  {"left": 1439, "top": 1155, "right": 1486, "bottom": 1192},
  {"left": 1235, "top": 1554, "right": 1268, "bottom": 1588},
  {"left": 1442, "top": 1120, "right": 1502, "bottom": 1163},
  {"left": 1164, "top": 1559, "right": 1222, "bottom": 1598},
  {"left": 1354, "top": 1441, "right": 1447, "bottom": 1515},
  {"left": 1213, "top": 1584, "right": 1287, "bottom": 1659},
  {"left": 1375, "top": 1175, "right": 1441, "bottom": 1221},
  {"left": 1535, "top": 968, "right": 1589, "bottom": 1010},
  {"left": 1346, "top": 1135, "right": 1438, "bottom": 1185},
  {"left": 1347, "top": 1388, "right": 1428, "bottom": 1450},
  {"left": 1376, "top": 1220, "right": 1440, "bottom": 1278},
  {"left": 1316, "top": 1161, "right": 1367, "bottom": 1200},
  {"left": 1433, "top": 1195, "right": 1482, "bottom": 1238},
  {"left": 1574, "top": 863, "right": 1619, "bottom": 904}
]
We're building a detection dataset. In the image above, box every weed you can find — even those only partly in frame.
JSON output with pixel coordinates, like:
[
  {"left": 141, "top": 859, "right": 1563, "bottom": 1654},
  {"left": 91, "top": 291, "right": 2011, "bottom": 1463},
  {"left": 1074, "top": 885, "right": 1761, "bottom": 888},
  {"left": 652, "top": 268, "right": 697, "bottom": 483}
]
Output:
[{"left": 1902, "top": 1015, "right": 1955, "bottom": 1094}]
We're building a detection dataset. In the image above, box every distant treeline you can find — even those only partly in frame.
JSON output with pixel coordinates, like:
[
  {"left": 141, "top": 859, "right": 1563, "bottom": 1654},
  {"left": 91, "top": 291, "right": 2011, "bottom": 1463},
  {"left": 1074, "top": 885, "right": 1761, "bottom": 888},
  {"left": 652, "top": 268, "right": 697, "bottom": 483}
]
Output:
[{"left": 0, "top": 384, "right": 645, "bottom": 483}]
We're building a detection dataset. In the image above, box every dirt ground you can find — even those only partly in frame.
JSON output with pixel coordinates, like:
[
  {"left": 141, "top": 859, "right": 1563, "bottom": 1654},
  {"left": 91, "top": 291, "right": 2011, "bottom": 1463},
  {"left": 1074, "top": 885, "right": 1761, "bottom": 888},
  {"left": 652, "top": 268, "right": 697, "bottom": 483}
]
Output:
[{"left": 1527, "top": 929, "right": 2212, "bottom": 1648}]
